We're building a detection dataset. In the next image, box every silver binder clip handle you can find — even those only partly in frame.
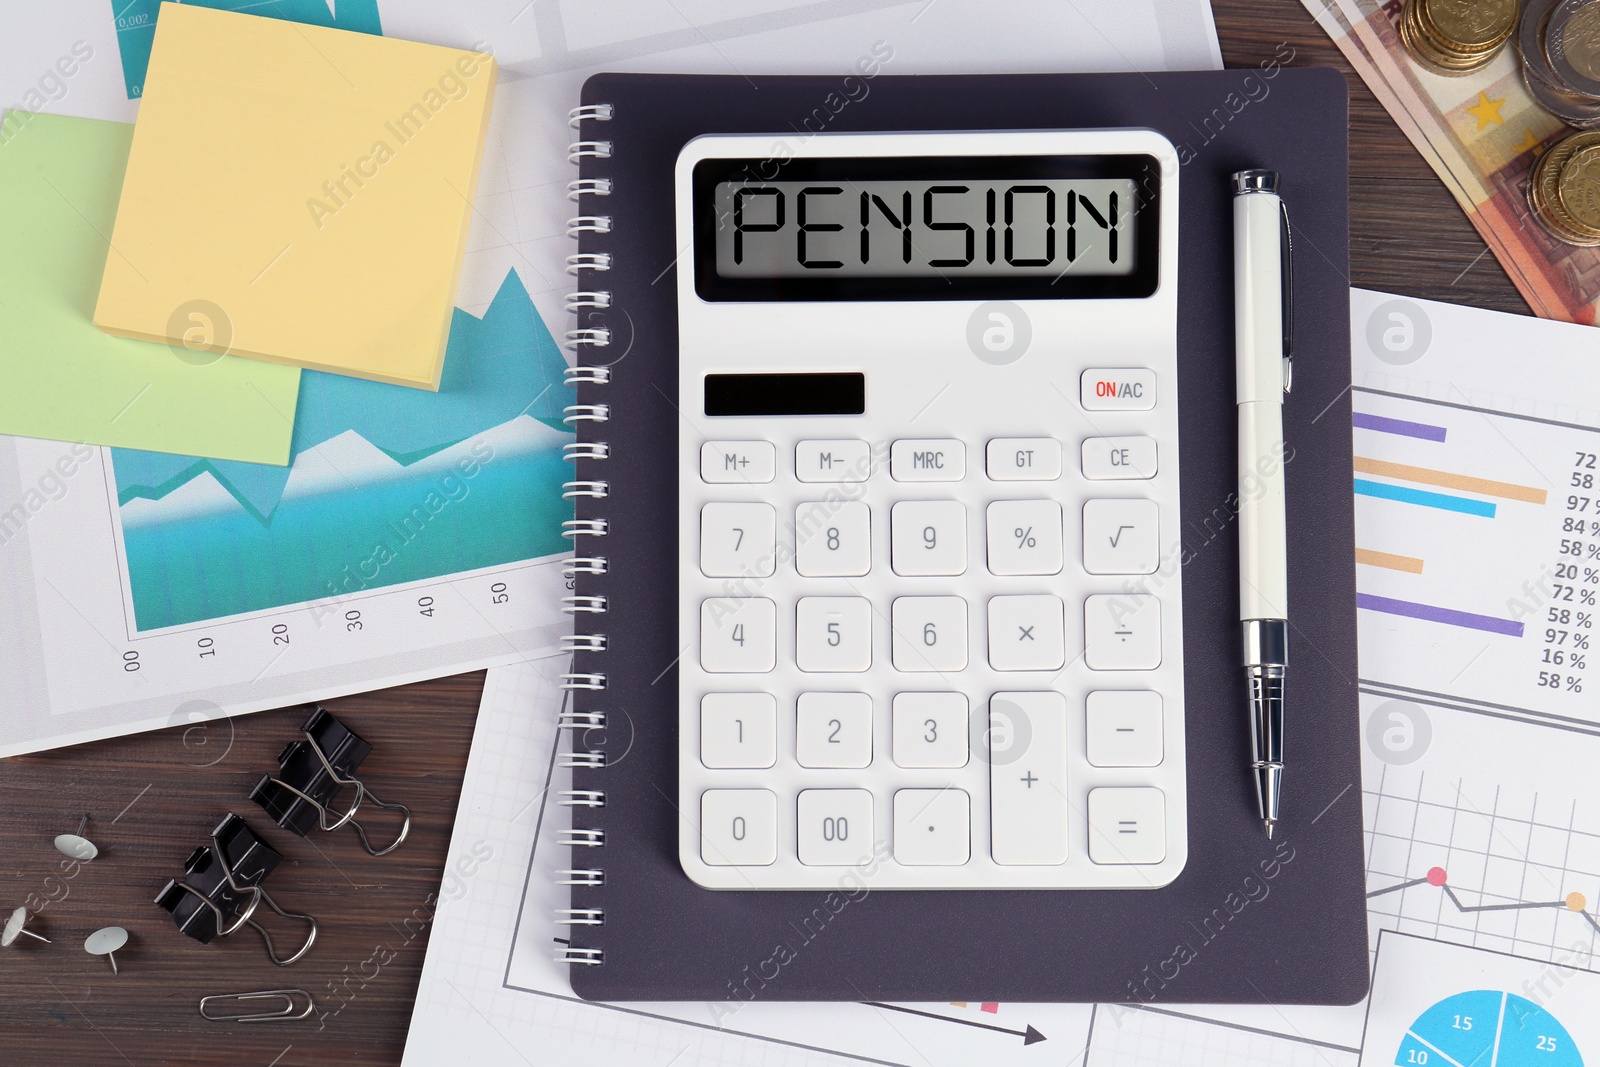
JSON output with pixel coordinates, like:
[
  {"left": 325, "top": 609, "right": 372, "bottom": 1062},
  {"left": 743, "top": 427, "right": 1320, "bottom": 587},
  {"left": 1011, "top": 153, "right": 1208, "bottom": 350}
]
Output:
[{"left": 294, "top": 728, "right": 414, "bottom": 857}]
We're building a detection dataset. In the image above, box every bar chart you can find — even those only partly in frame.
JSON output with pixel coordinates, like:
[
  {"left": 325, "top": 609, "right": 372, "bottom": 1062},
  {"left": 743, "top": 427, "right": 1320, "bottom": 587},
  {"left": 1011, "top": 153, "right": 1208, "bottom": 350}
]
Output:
[{"left": 1351, "top": 387, "right": 1598, "bottom": 729}]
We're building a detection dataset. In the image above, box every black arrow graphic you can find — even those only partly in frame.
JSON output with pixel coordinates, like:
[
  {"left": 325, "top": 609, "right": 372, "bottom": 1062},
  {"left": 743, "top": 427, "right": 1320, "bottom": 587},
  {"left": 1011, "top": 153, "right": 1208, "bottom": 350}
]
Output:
[{"left": 860, "top": 1002, "right": 1046, "bottom": 1045}]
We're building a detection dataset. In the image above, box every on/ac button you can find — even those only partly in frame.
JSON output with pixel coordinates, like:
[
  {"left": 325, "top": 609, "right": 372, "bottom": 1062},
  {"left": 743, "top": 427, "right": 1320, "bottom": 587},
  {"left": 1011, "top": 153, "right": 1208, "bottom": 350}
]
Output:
[{"left": 1080, "top": 369, "right": 1156, "bottom": 411}]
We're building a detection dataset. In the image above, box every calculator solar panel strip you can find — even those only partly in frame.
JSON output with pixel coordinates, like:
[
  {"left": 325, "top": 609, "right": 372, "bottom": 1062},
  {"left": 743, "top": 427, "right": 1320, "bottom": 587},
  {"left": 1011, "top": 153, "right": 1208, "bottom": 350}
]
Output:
[{"left": 674, "top": 130, "right": 1185, "bottom": 890}]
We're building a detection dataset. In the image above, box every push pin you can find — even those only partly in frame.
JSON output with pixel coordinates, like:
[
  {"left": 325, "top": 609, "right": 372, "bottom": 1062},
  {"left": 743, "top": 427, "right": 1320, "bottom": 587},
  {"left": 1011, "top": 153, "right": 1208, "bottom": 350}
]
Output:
[
  {"left": 154, "top": 814, "right": 317, "bottom": 966},
  {"left": 84, "top": 927, "right": 128, "bottom": 973},
  {"left": 250, "top": 707, "right": 411, "bottom": 857},
  {"left": 54, "top": 815, "right": 99, "bottom": 861},
  {"left": 2, "top": 907, "right": 51, "bottom": 947}
]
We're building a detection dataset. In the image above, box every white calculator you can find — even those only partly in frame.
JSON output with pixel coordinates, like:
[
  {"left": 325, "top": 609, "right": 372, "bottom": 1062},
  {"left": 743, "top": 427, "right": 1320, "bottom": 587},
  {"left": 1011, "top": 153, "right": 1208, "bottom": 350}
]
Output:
[{"left": 672, "top": 130, "right": 1186, "bottom": 890}]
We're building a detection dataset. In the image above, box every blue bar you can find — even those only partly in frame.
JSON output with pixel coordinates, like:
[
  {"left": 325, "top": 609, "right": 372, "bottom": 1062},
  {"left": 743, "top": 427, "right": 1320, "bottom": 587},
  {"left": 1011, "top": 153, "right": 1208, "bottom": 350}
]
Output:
[{"left": 1354, "top": 478, "right": 1496, "bottom": 517}]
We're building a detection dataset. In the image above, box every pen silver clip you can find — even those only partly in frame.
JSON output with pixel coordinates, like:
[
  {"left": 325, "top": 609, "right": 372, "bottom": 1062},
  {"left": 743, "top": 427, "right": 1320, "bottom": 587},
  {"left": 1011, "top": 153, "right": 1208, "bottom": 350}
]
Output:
[{"left": 1279, "top": 198, "right": 1293, "bottom": 394}]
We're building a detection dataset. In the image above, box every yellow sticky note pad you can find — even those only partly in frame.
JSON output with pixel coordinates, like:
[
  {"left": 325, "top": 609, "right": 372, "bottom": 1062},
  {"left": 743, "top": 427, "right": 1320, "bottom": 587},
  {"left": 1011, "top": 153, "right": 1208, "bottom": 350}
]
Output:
[{"left": 94, "top": 3, "right": 497, "bottom": 390}]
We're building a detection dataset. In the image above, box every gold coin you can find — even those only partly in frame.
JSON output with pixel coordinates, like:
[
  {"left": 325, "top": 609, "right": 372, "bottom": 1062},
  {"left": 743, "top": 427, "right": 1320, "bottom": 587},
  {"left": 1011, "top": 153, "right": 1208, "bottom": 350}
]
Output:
[
  {"left": 1530, "top": 133, "right": 1600, "bottom": 244},
  {"left": 1557, "top": 143, "right": 1600, "bottom": 230},
  {"left": 1423, "top": 0, "right": 1518, "bottom": 50},
  {"left": 1402, "top": 0, "right": 1509, "bottom": 73}
]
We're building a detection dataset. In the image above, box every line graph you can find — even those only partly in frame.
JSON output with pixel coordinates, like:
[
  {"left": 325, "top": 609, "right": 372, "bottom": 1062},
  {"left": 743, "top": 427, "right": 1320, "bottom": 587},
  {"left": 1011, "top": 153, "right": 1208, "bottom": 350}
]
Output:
[
  {"left": 1368, "top": 865, "right": 1600, "bottom": 934},
  {"left": 1364, "top": 760, "right": 1600, "bottom": 969}
]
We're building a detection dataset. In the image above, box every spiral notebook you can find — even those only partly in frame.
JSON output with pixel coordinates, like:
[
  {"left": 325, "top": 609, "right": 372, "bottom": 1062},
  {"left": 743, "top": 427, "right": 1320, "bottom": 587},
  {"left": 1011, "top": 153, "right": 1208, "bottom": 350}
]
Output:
[{"left": 559, "top": 68, "right": 1368, "bottom": 1003}]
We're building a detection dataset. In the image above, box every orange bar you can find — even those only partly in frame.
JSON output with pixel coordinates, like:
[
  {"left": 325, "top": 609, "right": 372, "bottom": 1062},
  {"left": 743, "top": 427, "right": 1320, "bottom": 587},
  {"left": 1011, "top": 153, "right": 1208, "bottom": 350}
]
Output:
[
  {"left": 1354, "top": 456, "right": 1547, "bottom": 504},
  {"left": 1356, "top": 548, "right": 1425, "bottom": 574}
]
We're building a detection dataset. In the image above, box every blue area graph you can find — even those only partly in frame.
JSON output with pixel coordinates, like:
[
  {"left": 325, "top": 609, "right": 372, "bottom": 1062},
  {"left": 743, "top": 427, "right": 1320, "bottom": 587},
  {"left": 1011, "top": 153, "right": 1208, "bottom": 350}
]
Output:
[
  {"left": 110, "top": 0, "right": 382, "bottom": 99},
  {"left": 1398, "top": 990, "right": 1581, "bottom": 1067},
  {"left": 110, "top": 269, "right": 574, "bottom": 631}
]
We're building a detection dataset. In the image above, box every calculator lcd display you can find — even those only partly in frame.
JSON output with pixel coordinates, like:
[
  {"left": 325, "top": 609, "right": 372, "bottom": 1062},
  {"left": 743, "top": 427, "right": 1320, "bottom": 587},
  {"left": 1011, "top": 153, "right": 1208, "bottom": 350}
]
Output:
[
  {"left": 713, "top": 179, "right": 1137, "bottom": 278},
  {"left": 691, "top": 154, "right": 1161, "bottom": 302}
]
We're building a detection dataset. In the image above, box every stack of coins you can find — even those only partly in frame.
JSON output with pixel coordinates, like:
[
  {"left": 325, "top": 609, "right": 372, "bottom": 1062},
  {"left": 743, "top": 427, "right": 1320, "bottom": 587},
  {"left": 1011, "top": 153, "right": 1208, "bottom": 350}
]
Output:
[
  {"left": 1528, "top": 130, "right": 1600, "bottom": 244},
  {"left": 1399, "top": 0, "right": 1518, "bottom": 75},
  {"left": 1519, "top": 0, "right": 1600, "bottom": 128}
]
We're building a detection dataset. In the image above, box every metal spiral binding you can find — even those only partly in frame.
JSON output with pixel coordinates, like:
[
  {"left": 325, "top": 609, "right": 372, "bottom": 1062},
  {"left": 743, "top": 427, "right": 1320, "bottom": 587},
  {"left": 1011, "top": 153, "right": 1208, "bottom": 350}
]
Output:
[
  {"left": 567, "top": 141, "right": 612, "bottom": 162},
  {"left": 566, "top": 293, "right": 612, "bottom": 312},
  {"left": 567, "top": 215, "right": 613, "bottom": 235},
  {"left": 567, "top": 103, "right": 614, "bottom": 126},
  {"left": 566, "top": 252, "right": 612, "bottom": 274},
  {"left": 564, "top": 328, "right": 611, "bottom": 351},
  {"left": 567, "top": 178, "right": 612, "bottom": 200},
  {"left": 556, "top": 909, "right": 605, "bottom": 926},
  {"left": 560, "top": 101, "right": 614, "bottom": 972}
]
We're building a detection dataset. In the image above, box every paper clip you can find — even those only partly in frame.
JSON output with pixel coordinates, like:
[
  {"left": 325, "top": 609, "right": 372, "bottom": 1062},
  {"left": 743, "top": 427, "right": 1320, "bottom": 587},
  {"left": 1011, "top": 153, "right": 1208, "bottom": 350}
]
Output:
[
  {"left": 199, "top": 989, "right": 315, "bottom": 1023},
  {"left": 154, "top": 814, "right": 318, "bottom": 966},
  {"left": 250, "top": 707, "right": 411, "bottom": 857}
]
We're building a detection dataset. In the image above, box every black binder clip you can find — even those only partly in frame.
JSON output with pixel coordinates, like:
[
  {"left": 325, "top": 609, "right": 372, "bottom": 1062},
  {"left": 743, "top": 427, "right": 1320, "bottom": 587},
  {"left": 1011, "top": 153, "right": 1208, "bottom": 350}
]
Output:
[
  {"left": 249, "top": 706, "right": 411, "bottom": 857},
  {"left": 154, "top": 814, "right": 318, "bottom": 966}
]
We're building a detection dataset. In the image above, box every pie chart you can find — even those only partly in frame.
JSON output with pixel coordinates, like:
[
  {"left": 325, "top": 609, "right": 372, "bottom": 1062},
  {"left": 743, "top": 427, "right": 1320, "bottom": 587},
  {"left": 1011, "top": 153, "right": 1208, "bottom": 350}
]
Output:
[{"left": 1397, "top": 990, "right": 1582, "bottom": 1067}]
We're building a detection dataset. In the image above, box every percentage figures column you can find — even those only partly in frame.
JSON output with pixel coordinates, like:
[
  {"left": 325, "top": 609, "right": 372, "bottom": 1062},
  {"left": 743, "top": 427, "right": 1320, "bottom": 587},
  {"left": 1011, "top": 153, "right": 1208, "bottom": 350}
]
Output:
[{"left": 1541, "top": 451, "right": 1600, "bottom": 696}]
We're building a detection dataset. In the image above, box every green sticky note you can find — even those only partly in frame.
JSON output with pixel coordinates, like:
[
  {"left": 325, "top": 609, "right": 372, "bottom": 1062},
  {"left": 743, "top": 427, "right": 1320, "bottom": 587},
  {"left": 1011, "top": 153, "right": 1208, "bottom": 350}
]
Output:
[{"left": 0, "top": 111, "right": 299, "bottom": 464}]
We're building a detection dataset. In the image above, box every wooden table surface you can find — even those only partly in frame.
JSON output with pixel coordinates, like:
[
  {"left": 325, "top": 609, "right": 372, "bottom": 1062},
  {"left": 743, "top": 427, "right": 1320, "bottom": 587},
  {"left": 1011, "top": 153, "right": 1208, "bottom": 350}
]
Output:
[{"left": 0, "top": 3, "right": 1532, "bottom": 1065}]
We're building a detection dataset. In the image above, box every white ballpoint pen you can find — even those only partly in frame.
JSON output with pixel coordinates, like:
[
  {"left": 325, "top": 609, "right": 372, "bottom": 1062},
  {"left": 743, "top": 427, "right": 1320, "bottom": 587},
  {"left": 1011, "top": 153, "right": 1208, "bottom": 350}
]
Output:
[{"left": 1231, "top": 169, "right": 1293, "bottom": 839}]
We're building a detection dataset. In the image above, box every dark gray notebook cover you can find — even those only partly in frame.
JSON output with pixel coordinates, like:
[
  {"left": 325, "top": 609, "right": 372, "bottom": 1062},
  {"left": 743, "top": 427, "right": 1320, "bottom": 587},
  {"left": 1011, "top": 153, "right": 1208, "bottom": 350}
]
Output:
[{"left": 566, "top": 68, "right": 1367, "bottom": 1004}]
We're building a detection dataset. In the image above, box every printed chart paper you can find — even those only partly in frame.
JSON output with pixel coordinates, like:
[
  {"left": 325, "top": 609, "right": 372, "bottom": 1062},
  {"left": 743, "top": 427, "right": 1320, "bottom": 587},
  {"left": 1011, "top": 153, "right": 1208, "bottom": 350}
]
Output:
[{"left": 404, "top": 290, "right": 1600, "bottom": 1065}]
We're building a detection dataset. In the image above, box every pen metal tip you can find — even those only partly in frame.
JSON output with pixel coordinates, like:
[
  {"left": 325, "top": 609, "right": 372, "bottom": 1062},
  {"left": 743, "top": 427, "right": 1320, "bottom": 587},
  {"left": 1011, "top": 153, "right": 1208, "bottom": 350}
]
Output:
[{"left": 1263, "top": 819, "right": 1276, "bottom": 839}]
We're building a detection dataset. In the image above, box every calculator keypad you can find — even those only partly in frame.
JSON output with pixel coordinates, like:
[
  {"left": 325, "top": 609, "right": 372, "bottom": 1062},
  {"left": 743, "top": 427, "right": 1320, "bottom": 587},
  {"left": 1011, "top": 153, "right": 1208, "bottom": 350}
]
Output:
[
  {"left": 685, "top": 420, "right": 1181, "bottom": 888},
  {"left": 685, "top": 422, "right": 1182, "bottom": 889}
]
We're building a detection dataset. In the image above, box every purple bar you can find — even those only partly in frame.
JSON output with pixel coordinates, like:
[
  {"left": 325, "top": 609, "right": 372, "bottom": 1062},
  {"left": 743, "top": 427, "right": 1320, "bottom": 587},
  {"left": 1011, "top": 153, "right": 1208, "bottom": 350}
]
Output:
[
  {"left": 1352, "top": 411, "right": 1448, "bottom": 441},
  {"left": 1357, "top": 593, "right": 1524, "bottom": 637}
]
